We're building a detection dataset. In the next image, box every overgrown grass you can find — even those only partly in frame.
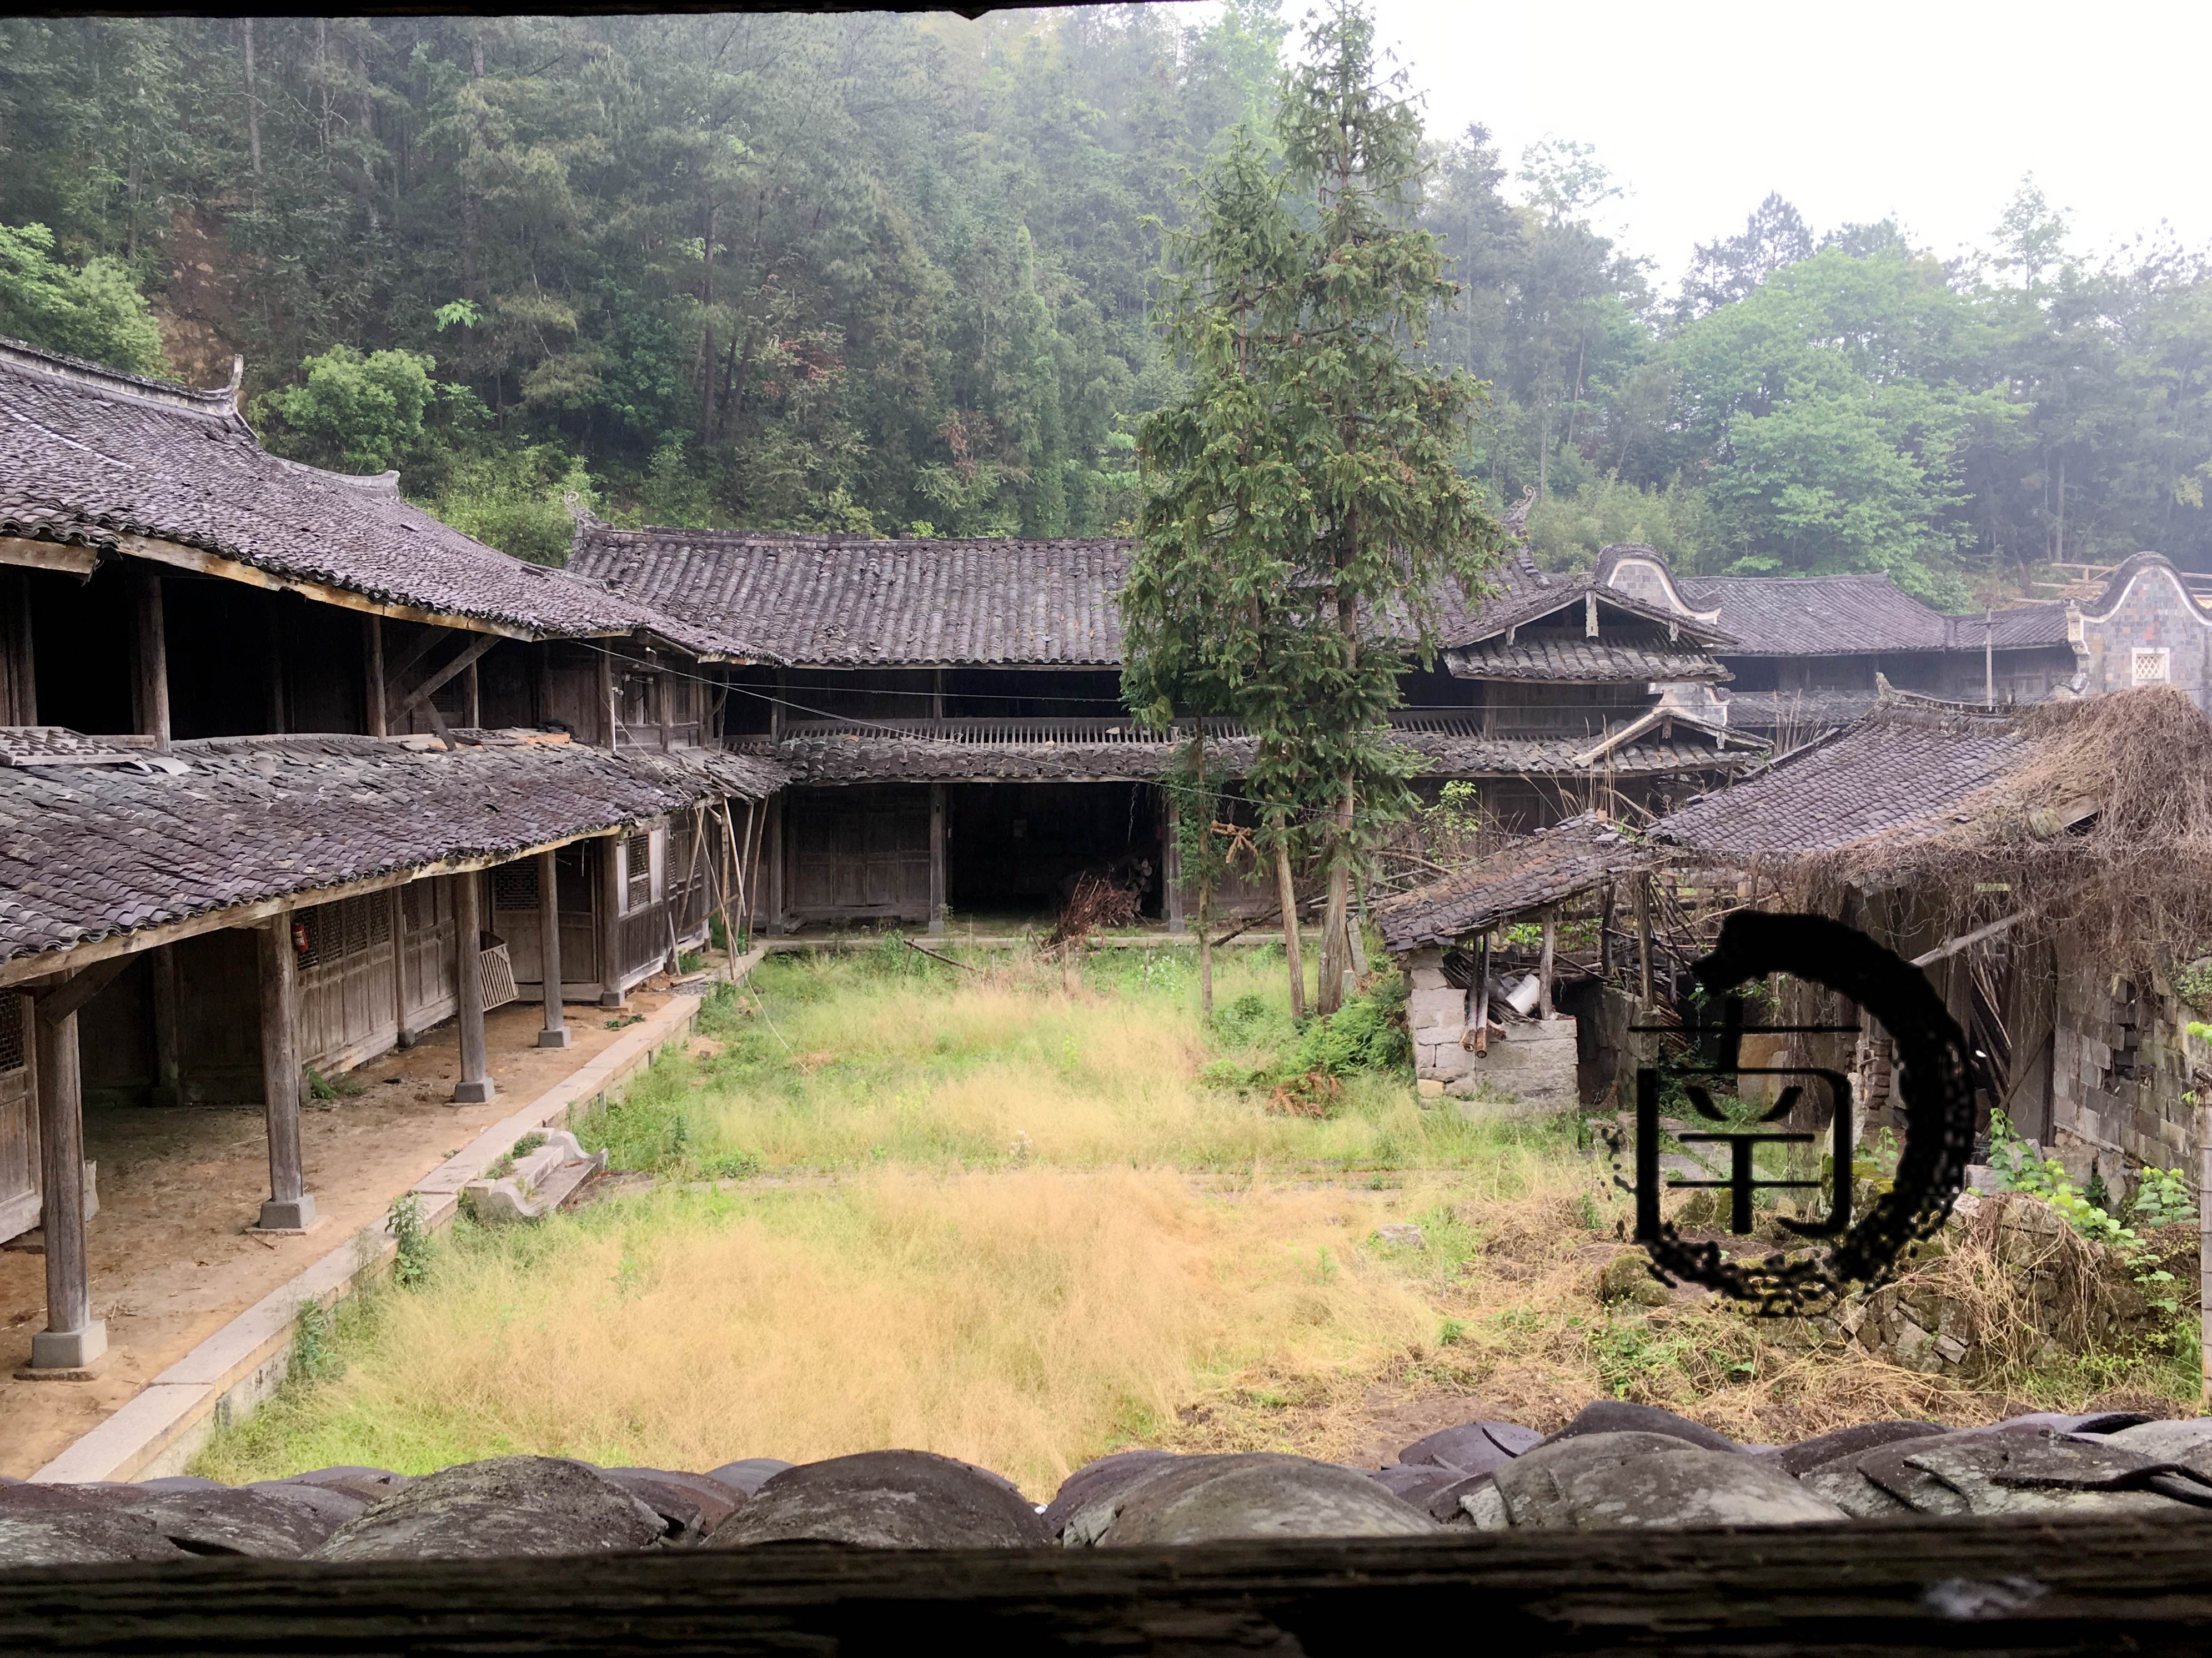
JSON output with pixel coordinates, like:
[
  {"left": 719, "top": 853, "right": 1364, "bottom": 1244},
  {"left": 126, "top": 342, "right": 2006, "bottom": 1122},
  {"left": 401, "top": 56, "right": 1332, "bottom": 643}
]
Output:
[
  {"left": 574, "top": 948, "right": 1494, "bottom": 1178},
  {"left": 193, "top": 1170, "right": 1483, "bottom": 1496},
  {"left": 190, "top": 940, "right": 2196, "bottom": 1494}
]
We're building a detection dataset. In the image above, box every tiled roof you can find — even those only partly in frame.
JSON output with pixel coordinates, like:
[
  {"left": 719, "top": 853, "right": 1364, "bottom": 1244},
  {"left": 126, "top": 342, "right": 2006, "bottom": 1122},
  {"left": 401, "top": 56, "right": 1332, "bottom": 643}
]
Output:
[
  {"left": 0, "top": 339, "right": 705, "bottom": 647},
  {"left": 0, "top": 731, "right": 786, "bottom": 969},
  {"left": 1717, "top": 689, "right": 1882, "bottom": 731},
  {"left": 1652, "top": 700, "right": 2027, "bottom": 863},
  {"left": 761, "top": 728, "right": 1753, "bottom": 786},
  {"left": 1446, "top": 634, "right": 1728, "bottom": 682},
  {"left": 1377, "top": 813, "right": 1653, "bottom": 952},
  {"left": 1966, "top": 605, "right": 2072, "bottom": 649},
  {"left": 1678, "top": 572, "right": 1954, "bottom": 656},
  {"left": 570, "top": 525, "right": 1131, "bottom": 666}
]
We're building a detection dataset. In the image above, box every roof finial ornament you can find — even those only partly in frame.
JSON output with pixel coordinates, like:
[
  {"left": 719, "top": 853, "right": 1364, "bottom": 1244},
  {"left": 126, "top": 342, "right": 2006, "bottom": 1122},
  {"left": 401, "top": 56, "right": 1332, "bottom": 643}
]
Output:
[{"left": 1499, "top": 484, "right": 1537, "bottom": 540}]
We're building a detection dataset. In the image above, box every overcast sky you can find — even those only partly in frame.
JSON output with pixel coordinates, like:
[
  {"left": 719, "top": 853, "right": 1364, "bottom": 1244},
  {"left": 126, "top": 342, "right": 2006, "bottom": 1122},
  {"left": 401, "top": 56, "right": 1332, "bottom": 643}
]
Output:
[{"left": 1360, "top": 0, "right": 2212, "bottom": 285}]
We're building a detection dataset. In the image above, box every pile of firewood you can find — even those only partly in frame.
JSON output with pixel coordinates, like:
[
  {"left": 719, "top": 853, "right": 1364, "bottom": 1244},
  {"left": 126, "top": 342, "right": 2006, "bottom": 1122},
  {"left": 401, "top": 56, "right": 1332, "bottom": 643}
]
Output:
[{"left": 1045, "top": 870, "right": 1142, "bottom": 949}]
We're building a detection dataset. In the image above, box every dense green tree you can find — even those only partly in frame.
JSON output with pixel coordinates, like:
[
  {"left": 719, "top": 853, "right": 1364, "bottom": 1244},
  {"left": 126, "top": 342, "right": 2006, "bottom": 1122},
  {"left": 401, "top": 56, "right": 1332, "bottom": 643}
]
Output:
[
  {"left": 0, "top": 221, "right": 166, "bottom": 374},
  {"left": 1126, "top": 3, "right": 1498, "bottom": 1017}
]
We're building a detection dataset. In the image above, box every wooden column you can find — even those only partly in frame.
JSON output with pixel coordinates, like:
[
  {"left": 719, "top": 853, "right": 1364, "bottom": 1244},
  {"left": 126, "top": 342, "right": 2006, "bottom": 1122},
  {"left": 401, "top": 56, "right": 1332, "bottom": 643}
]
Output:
[
  {"left": 598, "top": 833, "right": 626, "bottom": 1007},
  {"left": 1599, "top": 880, "right": 1616, "bottom": 977},
  {"left": 535, "top": 850, "right": 570, "bottom": 1049},
  {"left": 264, "top": 596, "right": 287, "bottom": 735},
  {"left": 765, "top": 796, "right": 786, "bottom": 935},
  {"left": 390, "top": 888, "right": 413, "bottom": 1048},
  {"left": 254, "top": 920, "right": 316, "bottom": 1231},
  {"left": 1471, "top": 931, "right": 1492, "bottom": 1058},
  {"left": 453, "top": 874, "right": 494, "bottom": 1102},
  {"left": 598, "top": 651, "right": 617, "bottom": 748},
  {"left": 30, "top": 993, "right": 102, "bottom": 1371},
  {"left": 365, "top": 616, "right": 387, "bottom": 738},
  {"left": 1538, "top": 908, "right": 1558, "bottom": 1019},
  {"left": 149, "top": 946, "right": 182, "bottom": 1108},
  {"left": 928, "top": 782, "right": 947, "bottom": 937},
  {"left": 1634, "top": 873, "right": 1654, "bottom": 1003},
  {"left": 2, "top": 569, "right": 33, "bottom": 725},
  {"left": 132, "top": 565, "right": 170, "bottom": 750},
  {"left": 1161, "top": 786, "right": 1185, "bottom": 933},
  {"left": 464, "top": 656, "right": 481, "bottom": 731}
]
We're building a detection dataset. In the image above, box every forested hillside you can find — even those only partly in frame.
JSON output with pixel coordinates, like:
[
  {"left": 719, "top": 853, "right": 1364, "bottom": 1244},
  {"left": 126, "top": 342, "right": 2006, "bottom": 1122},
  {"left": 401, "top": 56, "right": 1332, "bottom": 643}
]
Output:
[{"left": 3, "top": 6, "right": 2209, "bottom": 602}]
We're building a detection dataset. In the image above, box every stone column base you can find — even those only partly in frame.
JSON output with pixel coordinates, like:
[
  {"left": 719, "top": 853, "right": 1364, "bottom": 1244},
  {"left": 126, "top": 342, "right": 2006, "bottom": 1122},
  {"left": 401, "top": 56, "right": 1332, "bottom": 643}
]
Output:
[
  {"left": 26, "top": 1319, "right": 107, "bottom": 1374},
  {"left": 536, "top": 1027, "right": 574, "bottom": 1049},
  {"left": 452, "top": 1078, "right": 497, "bottom": 1104},
  {"left": 257, "top": 1194, "right": 318, "bottom": 1232}
]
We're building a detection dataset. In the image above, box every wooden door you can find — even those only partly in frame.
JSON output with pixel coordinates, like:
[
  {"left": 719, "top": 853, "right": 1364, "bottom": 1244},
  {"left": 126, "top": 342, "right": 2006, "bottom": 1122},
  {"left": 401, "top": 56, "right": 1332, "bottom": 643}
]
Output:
[
  {"left": 788, "top": 787, "right": 929, "bottom": 923},
  {"left": 172, "top": 929, "right": 263, "bottom": 1104},
  {"left": 297, "top": 893, "right": 399, "bottom": 1073},
  {"left": 401, "top": 877, "right": 459, "bottom": 1031},
  {"left": 491, "top": 860, "right": 545, "bottom": 984},
  {"left": 0, "top": 993, "right": 38, "bottom": 1242}
]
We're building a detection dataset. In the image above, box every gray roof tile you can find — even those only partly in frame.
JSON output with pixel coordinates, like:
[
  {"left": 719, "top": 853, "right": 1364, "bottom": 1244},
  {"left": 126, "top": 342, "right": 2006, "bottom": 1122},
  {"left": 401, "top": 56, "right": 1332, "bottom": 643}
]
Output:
[{"left": 0, "top": 731, "right": 785, "bottom": 969}]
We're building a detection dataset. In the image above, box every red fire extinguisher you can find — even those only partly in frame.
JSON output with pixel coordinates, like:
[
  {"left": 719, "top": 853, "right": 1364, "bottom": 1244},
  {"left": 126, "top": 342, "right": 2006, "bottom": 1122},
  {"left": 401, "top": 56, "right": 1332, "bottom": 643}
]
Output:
[{"left": 293, "top": 920, "right": 310, "bottom": 959}]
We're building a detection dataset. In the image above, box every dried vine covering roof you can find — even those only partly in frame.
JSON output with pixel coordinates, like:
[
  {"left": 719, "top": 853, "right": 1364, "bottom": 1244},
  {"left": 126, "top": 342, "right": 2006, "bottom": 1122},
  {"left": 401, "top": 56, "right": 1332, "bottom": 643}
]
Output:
[
  {"left": 571, "top": 523, "right": 1131, "bottom": 666},
  {"left": 1377, "top": 812, "right": 1652, "bottom": 953},
  {"left": 0, "top": 731, "right": 787, "bottom": 971},
  {"left": 1652, "top": 686, "right": 2212, "bottom": 962},
  {"left": 0, "top": 339, "right": 705, "bottom": 647}
]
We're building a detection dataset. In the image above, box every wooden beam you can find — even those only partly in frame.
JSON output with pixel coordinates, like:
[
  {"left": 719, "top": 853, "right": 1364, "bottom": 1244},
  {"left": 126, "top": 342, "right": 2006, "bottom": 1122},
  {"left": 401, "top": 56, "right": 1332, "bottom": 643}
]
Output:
[
  {"left": 131, "top": 565, "right": 170, "bottom": 751},
  {"left": 0, "top": 535, "right": 98, "bottom": 577},
  {"left": 1472, "top": 931, "right": 1492, "bottom": 1058},
  {"left": 253, "top": 918, "right": 314, "bottom": 1230},
  {"left": 0, "top": 826, "right": 634, "bottom": 991},
  {"left": 34, "top": 953, "right": 136, "bottom": 1027},
  {"left": 1910, "top": 912, "right": 2025, "bottom": 968},
  {"left": 24, "top": 1516, "right": 2212, "bottom": 1649},
  {"left": 383, "top": 624, "right": 455, "bottom": 695},
  {"left": 28, "top": 993, "right": 103, "bottom": 1370},
  {"left": 393, "top": 632, "right": 499, "bottom": 720},
  {"left": 452, "top": 874, "right": 493, "bottom": 1102},
  {"left": 535, "top": 851, "right": 569, "bottom": 1049},
  {"left": 113, "top": 535, "right": 541, "bottom": 640}
]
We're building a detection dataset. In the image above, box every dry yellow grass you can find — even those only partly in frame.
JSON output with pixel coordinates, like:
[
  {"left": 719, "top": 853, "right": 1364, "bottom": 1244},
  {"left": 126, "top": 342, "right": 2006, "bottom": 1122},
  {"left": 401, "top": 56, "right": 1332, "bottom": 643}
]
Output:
[
  {"left": 196, "top": 1169, "right": 1457, "bottom": 1498},
  {"left": 194, "top": 949, "right": 2193, "bottom": 1493}
]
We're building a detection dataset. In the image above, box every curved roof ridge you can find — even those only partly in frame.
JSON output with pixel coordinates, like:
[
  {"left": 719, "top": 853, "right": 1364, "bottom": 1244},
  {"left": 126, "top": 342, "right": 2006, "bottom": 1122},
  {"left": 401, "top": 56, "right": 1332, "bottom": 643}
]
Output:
[
  {"left": 0, "top": 335, "right": 241, "bottom": 420},
  {"left": 2076, "top": 550, "right": 2212, "bottom": 626}
]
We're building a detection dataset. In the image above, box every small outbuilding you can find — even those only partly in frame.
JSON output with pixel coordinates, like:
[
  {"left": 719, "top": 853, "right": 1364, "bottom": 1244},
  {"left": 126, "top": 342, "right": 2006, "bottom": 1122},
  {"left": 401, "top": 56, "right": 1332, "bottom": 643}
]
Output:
[{"left": 1377, "top": 813, "right": 1653, "bottom": 1113}]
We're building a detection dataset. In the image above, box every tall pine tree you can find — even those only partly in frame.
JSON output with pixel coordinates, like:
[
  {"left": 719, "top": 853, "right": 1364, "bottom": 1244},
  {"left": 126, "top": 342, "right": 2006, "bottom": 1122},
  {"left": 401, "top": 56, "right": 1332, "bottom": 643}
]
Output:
[{"left": 1125, "top": 1, "right": 1499, "bottom": 1017}]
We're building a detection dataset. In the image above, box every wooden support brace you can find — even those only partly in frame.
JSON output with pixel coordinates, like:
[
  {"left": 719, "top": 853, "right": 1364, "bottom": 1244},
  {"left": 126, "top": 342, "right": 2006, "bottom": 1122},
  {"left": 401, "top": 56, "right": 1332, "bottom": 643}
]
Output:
[{"left": 394, "top": 632, "right": 499, "bottom": 719}]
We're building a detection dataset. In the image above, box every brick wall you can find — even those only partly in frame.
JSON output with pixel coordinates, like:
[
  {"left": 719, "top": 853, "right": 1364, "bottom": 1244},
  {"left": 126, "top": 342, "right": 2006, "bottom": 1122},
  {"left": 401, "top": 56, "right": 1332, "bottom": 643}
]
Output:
[
  {"left": 2048, "top": 939, "right": 2204, "bottom": 1182},
  {"left": 2079, "top": 564, "right": 2212, "bottom": 709}
]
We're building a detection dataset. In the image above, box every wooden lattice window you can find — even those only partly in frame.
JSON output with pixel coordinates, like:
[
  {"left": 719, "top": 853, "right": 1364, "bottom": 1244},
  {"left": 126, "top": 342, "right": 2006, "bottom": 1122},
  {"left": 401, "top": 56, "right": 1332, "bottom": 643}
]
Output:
[
  {"left": 297, "top": 895, "right": 387, "bottom": 968},
  {"left": 667, "top": 818, "right": 694, "bottom": 895},
  {"left": 625, "top": 828, "right": 654, "bottom": 912},
  {"left": 0, "top": 993, "right": 23, "bottom": 1076},
  {"left": 491, "top": 862, "right": 539, "bottom": 912}
]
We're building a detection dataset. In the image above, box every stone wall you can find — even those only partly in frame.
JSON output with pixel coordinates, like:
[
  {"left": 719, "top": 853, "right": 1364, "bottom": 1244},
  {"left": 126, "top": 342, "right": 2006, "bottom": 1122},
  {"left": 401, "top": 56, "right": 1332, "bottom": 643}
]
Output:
[
  {"left": 1402, "top": 944, "right": 1579, "bottom": 1116},
  {"left": 2049, "top": 938, "right": 2206, "bottom": 1183},
  {"left": 2078, "top": 560, "right": 2212, "bottom": 709}
]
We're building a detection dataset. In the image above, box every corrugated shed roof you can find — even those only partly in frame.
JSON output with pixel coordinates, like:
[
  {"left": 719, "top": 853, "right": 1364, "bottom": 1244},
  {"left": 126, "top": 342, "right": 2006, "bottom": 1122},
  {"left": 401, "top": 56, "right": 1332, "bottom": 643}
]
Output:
[
  {"left": 0, "top": 731, "right": 786, "bottom": 968},
  {"left": 1652, "top": 700, "right": 2028, "bottom": 863},
  {"left": 0, "top": 339, "right": 705, "bottom": 646},
  {"left": 1377, "top": 813, "right": 1653, "bottom": 952}
]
